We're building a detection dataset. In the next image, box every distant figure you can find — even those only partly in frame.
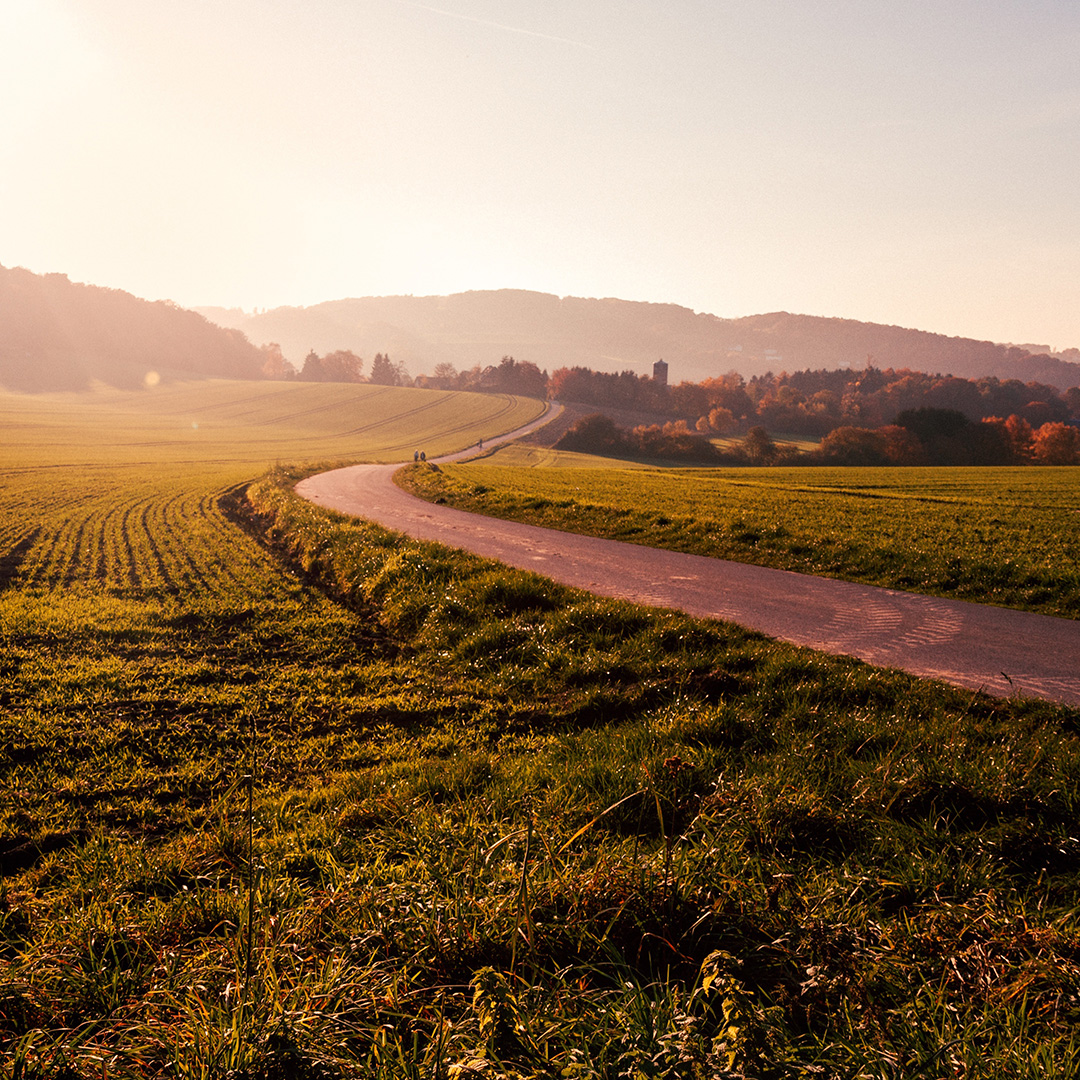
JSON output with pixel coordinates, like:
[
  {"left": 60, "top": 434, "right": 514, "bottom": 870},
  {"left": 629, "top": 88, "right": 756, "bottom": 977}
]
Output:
[
  {"left": 478, "top": 437, "right": 483, "bottom": 449},
  {"left": 414, "top": 450, "right": 419, "bottom": 462},
  {"left": 420, "top": 450, "right": 426, "bottom": 461}
]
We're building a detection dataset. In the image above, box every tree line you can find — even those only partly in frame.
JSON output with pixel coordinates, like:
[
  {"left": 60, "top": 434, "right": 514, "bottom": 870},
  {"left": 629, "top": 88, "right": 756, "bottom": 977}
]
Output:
[
  {"left": 272, "top": 348, "right": 1080, "bottom": 463},
  {"left": 548, "top": 363, "right": 1079, "bottom": 434},
  {"left": 555, "top": 407, "right": 1080, "bottom": 466},
  {"left": 265, "top": 348, "right": 548, "bottom": 396},
  {"left": 545, "top": 363, "right": 1080, "bottom": 464},
  {"left": 259, "top": 347, "right": 1080, "bottom": 442},
  {"left": 260, "top": 346, "right": 410, "bottom": 385}
]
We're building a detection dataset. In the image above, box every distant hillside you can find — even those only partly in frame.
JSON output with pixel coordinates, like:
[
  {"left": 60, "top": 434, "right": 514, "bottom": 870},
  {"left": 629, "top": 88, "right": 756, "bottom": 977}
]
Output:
[
  {"left": 0, "top": 266, "right": 264, "bottom": 391},
  {"left": 198, "top": 290, "right": 1080, "bottom": 390}
]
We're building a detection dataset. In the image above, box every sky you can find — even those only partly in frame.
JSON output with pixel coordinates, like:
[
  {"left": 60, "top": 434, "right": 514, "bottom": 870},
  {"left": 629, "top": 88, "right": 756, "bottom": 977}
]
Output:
[{"left": 2, "top": 0, "right": 1080, "bottom": 349}]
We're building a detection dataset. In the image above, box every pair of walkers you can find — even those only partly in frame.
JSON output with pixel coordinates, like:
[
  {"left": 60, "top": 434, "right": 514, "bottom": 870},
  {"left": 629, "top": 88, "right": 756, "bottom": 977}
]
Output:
[{"left": 412, "top": 436, "right": 482, "bottom": 462}]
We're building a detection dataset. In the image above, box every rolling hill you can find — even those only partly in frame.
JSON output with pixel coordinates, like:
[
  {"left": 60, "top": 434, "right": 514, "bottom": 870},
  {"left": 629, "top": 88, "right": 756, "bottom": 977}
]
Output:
[
  {"left": 199, "top": 290, "right": 1080, "bottom": 390},
  {"left": 0, "top": 264, "right": 265, "bottom": 391},
  {"left": 5, "top": 266, "right": 1077, "bottom": 395}
]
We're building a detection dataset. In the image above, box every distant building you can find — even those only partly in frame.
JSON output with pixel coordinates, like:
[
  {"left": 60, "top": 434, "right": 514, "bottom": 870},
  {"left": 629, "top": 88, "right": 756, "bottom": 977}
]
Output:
[{"left": 653, "top": 358, "right": 669, "bottom": 387}]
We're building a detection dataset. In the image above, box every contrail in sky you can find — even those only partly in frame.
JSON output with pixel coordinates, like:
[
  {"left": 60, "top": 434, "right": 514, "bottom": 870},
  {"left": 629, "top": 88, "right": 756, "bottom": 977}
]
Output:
[{"left": 390, "top": 0, "right": 596, "bottom": 49}]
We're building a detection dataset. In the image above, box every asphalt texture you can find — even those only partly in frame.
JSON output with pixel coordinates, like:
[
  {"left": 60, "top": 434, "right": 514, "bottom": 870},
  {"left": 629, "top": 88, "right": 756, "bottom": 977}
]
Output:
[{"left": 296, "top": 417, "right": 1080, "bottom": 709}]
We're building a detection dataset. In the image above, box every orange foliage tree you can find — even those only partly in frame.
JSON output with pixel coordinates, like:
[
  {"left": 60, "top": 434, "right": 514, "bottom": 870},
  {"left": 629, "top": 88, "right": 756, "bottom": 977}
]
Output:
[{"left": 1031, "top": 422, "right": 1080, "bottom": 465}]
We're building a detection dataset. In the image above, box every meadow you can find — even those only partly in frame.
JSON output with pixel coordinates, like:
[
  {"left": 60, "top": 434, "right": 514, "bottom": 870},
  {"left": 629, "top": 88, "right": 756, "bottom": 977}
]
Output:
[
  {"left": 399, "top": 446, "right": 1080, "bottom": 619},
  {"left": 2, "top": 384, "right": 1080, "bottom": 1077}
]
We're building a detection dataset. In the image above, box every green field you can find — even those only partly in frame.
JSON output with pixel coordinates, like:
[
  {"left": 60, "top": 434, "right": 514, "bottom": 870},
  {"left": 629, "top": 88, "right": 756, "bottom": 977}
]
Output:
[
  {"left": 0, "top": 380, "right": 544, "bottom": 861},
  {"left": 0, "top": 381, "right": 542, "bottom": 468},
  {"left": 3, "top": 384, "right": 1080, "bottom": 1076},
  {"left": 400, "top": 450, "right": 1080, "bottom": 618}
]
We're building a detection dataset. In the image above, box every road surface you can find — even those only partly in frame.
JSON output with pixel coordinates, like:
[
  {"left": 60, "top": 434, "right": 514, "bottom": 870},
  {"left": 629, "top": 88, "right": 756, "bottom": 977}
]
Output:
[{"left": 296, "top": 424, "right": 1080, "bottom": 709}]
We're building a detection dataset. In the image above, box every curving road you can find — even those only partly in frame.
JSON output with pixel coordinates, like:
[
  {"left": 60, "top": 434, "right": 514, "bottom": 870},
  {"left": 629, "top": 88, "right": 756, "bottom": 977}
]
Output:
[{"left": 297, "top": 417, "right": 1080, "bottom": 709}]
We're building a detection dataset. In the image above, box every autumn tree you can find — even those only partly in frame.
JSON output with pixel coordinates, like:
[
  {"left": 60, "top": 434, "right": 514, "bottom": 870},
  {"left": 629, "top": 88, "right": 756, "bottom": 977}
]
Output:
[
  {"left": 631, "top": 422, "right": 720, "bottom": 461},
  {"left": 817, "top": 426, "right": 889, "bottom": 465},
  {"left": 259, "top": 342, "right": 295, "bottom": 380},
  {"left": 880, "top": 424, "right": 926, "bottom": 465},
  {"left": 707, "top": 406, "right": 735, "bottom": 434},
  {"left": 701, "top": 372, "right": 753, "bottom": 419},
  {"left": 1031, "top": 422, "right": 1080, "bottom": 465},
  {"left": 320, "top": 349, "right": 364, "bottom": 382},
  {"left": 668, "top": 380, "right": 708, "bottom": 418},
  {"left": 743, "top": 425, "right": 777, "bottom": 464},
  {"left": 1004, "top": 414, "right": 1035, "bottom": 461},
  {"left": 429, "top": 362, "right": 458, "bottom": 389},
  {"left": 894, "top": 407, "right": 972, "bottom": 464},
  {"left": 549, "top": 366, "right": 665, "bottom": 410},
  {"left": 553, "top": 413, "right": 625, "bottom": 455},
  {"left": 480, "top": 356, "right": 548, "bottom": 398},
  {"left": 966, "top": 418, "right": 1014, "bottom": 465}
]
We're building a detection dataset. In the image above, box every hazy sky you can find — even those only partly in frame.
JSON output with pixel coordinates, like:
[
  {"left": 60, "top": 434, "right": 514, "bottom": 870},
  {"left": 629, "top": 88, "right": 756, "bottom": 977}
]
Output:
[{"left": 3, "top": 0, "right": 1079, "bottom": 347}]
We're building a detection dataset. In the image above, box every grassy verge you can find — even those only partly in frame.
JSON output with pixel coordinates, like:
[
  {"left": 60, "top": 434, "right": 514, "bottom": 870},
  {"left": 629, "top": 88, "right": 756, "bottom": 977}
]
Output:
[
  {"left": 397, "top": 460, "right": 1080, "bottom": 618},
  {"left": 2, "top": 463, "right": 1080, "bottom": 1076}
]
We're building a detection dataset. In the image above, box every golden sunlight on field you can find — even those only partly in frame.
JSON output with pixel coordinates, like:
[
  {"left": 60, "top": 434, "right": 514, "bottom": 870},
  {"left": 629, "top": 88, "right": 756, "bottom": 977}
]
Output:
[{"left": 0, "top": 381, "right": 545, "bottom": 468}]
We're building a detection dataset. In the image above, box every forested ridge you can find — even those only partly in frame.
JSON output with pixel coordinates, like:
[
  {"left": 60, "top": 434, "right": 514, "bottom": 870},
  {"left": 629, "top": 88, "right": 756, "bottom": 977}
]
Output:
[
  {"left": 0, "top": 265, "right": 264, "bottom": 390},
  {"left": 199, "top": 288, "right": 1080, "bottom": 390},
  {"left": 7, "top": 266, "right": 1080, "bottom": 415}
]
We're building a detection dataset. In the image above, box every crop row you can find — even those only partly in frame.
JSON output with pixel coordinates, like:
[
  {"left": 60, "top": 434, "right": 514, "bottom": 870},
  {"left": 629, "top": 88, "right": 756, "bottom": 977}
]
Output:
[
  {"left": 0, "top": 387, "right": 532, "bottom": 602},
  {"left": 0, "top": 465, "right": 291, "bottom": 602}
]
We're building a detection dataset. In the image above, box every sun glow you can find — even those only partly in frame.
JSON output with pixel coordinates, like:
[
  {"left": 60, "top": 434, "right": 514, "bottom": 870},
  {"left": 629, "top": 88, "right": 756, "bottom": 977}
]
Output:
[
  {"left": 0, "top": 2, "right": 101, "bottom": 139},
  {"left": 2, "top": 1, "right": 1079, "bottom": 347}
]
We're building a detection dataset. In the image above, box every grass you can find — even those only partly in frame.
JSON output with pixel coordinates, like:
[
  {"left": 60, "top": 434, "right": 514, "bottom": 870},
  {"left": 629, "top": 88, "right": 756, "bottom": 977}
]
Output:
[
  {"left": 2, "top": 382, "right": 1080, "bottom": 1074},
  {"left": 397, "top": 456, "right": 1080, "bottom": 618}
]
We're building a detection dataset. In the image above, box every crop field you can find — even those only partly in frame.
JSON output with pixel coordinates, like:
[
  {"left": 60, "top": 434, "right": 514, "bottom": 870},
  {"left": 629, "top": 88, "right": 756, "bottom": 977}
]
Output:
[
  {"left": 400, "top": 456, "right": 1080, "bottom": 619},
  {"left": 3, "top": 384, "right": 1080, "bottom": 1076},
  {"left": 0, "top": 379, "right": 543, "bottom": 602},
  {"left": 0, "top": 381, "right": 544, "bottom": 848},
  {"left": 0, "top": 381, "right": 542, "bottom": 468}
]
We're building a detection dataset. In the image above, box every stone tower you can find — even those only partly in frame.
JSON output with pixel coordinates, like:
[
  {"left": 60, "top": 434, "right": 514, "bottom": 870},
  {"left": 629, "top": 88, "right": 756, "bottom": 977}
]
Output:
[{"left": 652, "top": 358, "right": 669, "bottom": 387}]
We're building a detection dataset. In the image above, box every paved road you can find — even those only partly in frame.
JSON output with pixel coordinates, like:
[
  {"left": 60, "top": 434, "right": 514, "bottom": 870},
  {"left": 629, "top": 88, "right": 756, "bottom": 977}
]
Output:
[{"left": 297, "top": 426, "right": 1080, "bottom": 709}]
